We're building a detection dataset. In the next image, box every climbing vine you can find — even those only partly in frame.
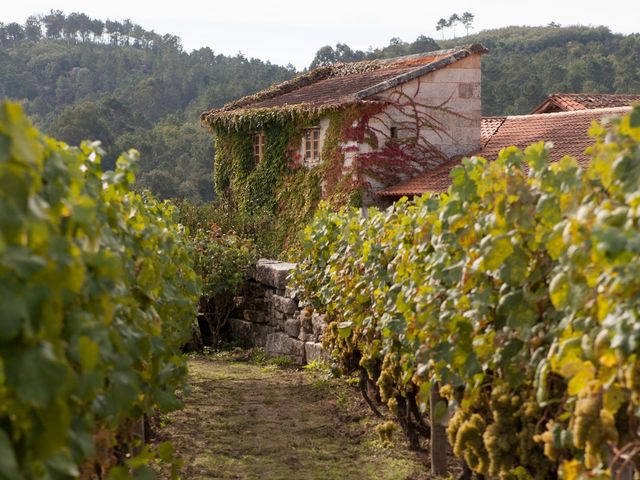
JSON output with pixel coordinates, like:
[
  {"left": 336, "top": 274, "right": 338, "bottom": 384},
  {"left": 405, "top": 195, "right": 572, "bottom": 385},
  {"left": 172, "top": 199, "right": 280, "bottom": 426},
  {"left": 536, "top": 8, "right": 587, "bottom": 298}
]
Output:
[{"left": 207, "top": 107, "right": 368, "bottom": 258}]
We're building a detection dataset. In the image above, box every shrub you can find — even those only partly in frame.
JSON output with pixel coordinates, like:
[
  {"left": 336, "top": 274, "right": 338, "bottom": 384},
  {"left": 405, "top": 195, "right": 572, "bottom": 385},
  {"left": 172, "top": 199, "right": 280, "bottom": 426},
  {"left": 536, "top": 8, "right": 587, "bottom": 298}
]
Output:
[{"left": 191, "top": 226, "right": 258, "bottom": 347}]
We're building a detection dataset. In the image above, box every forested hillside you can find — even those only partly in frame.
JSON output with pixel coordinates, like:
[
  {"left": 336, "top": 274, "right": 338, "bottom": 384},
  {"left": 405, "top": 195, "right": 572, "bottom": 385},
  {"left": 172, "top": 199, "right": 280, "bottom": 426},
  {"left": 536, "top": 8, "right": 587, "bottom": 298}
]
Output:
[
  {"left": 313, "top": 25, "right": 640, "bottom": 115},
  {"left": 2, "top": 14, "right": 639, "bottom": 202},
  {"left": 0, "top": 12, "right": 295, "bottom": 201}
]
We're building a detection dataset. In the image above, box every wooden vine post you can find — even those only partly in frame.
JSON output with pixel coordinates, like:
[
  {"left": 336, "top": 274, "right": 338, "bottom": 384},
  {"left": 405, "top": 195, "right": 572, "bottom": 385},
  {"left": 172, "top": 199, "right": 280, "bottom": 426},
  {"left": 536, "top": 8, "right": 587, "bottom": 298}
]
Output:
[{"left": 430, "top": 384, "right": 448, "bottom": 476}]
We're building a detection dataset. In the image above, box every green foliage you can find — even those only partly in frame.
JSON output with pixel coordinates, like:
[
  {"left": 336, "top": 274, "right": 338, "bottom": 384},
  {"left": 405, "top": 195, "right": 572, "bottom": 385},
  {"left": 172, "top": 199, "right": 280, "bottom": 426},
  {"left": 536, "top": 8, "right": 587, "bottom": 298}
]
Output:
[
  {"left": 192, "top": 228, "right": 257, "bottom": 300},
  {"left": 295, "top": 107, "right": 640, "bottom": 478},
  {"left": 176, "top": 200, "right": 258, "bottom": 346},
  {"left": 0, "top": 102, "right": 200, "bottom": 478},
  {"left": 191, "top": 227, "right": 257, "bottom": 346},
  {"left": 310, "top": 36, "right": 439, "bottom": 68},
  {"left": 176, "top": 197, "right": 278, "bottom": 258}
]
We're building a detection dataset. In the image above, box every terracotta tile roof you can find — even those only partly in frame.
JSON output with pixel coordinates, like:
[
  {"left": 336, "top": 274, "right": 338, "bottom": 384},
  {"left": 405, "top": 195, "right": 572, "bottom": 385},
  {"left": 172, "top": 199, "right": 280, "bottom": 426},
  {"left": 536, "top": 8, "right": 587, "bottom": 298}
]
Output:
[
  {"left": 531, "top": 93, "right": 640, "bottom": 114},
  {"left": 378, "top": 106, "right": 631, "bottom": 197},
  {"left": 481, "top": 116, "right": 506, "bottom": 146},
  {"left": 376, "top": 157, "right": 465, "bottom": 197},
  {"left": 480, "top": 106, "right": 631, "bottom": 163},
  {"left": 247, "top": 65, "right": 420, "bottom": 110},
  {"left": 201, "top": 44, "right": 488, "bottom": 123}
]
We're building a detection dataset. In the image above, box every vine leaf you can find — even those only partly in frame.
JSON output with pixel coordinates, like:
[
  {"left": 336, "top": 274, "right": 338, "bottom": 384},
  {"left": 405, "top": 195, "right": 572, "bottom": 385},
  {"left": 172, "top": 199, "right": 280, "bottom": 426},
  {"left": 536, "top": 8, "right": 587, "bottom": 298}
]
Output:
[
  {"left": 566, "top": 362, "right": 594, "bottom": 396},
  {"left": 0, "top": 430, "right": 21, "bottom": 480}
]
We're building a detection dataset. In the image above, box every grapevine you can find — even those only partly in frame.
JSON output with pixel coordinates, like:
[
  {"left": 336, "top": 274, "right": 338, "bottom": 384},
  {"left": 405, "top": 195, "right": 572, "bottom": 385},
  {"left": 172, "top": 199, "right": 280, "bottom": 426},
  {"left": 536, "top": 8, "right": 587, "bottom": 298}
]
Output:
[
  {"left": 0, "top": 102, "right": 200, "bottom": 479},
  {"left": 295, "top": 106, "right": 640, "bottom": 478}
]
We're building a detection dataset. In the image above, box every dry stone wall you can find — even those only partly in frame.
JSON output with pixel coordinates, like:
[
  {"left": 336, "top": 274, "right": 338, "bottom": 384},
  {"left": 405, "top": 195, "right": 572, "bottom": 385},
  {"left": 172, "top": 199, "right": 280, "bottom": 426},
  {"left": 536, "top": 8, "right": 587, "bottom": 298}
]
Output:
[{"left": 227, "top": 259, "right": 328, "bottom": 365}]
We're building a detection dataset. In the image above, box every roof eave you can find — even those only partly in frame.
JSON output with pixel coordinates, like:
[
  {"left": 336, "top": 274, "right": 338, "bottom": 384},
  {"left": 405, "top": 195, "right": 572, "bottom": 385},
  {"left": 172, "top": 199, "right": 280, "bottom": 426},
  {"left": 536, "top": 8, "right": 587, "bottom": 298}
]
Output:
[
  {"left": 201, "top": 99, "right": 384, "bottom": 130},
  {"left": 530, "top": 98, "right": 557, "bottom": 114},
  {"left": 375, "top": 187, "right": 445, "bottom": 198}
]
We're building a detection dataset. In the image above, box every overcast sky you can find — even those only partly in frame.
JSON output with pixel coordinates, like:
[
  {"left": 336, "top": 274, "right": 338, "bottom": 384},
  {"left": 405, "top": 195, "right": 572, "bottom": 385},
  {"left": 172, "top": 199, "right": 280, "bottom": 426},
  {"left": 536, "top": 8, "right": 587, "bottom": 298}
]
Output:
[{"left": 3, "top": 0, "right": 638, "bottom": 69}]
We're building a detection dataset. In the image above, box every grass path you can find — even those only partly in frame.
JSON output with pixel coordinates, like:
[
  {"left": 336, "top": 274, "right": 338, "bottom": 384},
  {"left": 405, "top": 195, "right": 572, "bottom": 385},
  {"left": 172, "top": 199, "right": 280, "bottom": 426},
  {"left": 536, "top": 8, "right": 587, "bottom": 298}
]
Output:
[{"left": 154, "top": 352, "right": 432, "bottom": 480}]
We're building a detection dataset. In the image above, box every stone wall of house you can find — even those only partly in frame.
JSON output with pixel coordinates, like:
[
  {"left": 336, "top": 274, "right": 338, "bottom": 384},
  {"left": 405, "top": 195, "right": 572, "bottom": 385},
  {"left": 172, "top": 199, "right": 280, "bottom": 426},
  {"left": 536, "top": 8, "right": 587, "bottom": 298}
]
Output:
[
  {"left": 344, "top": 53, "right": 483, "bottom": 205},
  {"left": 354, "top": 53, "right": 483, "bottom": 166},
  {"left": 226, "top": 259, "right": 329, "bottom": 365}
]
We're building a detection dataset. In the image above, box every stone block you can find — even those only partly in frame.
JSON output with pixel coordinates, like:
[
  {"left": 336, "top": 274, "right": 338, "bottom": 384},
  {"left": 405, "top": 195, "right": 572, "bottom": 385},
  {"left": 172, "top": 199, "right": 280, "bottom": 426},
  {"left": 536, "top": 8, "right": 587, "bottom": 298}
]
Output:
[
  {"left": 245, "top": 280, "right": 266, "bottom": 297},
  {"left": 298, "top": 333, "right": 316, "bottom": 343},
  {"left": 458, "top": 83, "right": 474, "bottom": 99},
  {"left": 228, "top": 318, "right": 275, "bottom": 347},
  {"left": 271, "top": 294, "right": 298, "bottom": 315},
  {"left": 300, "top": 312, "right": 313, "bottom": 335},
  {"left": 265, "top": 332, "right": 305, "bottom": 364},
  {"left": 283, "top": 317, "right": 301, "bottom": 338},
  {"left": 243, "top": 309, "right": 266, "bottom": 324},
  {"left": 276, "top": 314, "right": 288, "bottom": 330},
  {"left": 268, "top": 310, "right": 283, "bottom": 327},
  {"left": 234, "top": 296, "right": 266, "bottom": 312},
  {"left": 311, "top": 312, "right": 328, "bottom": 337},
  {"left": 284, "top": 286, "right": 298, "bottom": 299},
  {"left": 304, "top": 342, "right": 329, "bottom": 364},
  {"left": 254, "top": 258, "right": 296, "bottom": 289}
]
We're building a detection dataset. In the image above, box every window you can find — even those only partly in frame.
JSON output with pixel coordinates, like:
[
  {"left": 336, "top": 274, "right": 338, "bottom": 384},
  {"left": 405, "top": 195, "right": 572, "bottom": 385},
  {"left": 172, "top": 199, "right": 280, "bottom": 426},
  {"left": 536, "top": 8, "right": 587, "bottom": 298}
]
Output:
[
  {"left": 390, "top": 126, "right": 398, "bottom": 139},
  {"left": 252, "top": 131, "right": 265, "bottom": 163},
  {"left": 304, "top": 127, "right": 321, "bottom": 163}
]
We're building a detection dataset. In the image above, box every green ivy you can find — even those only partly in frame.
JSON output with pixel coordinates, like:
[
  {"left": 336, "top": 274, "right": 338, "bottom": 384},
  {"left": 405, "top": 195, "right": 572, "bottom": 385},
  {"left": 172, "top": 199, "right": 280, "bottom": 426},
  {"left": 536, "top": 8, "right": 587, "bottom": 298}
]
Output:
[{"left": 210, "top": 107, "right": 364, "bottom": 258}]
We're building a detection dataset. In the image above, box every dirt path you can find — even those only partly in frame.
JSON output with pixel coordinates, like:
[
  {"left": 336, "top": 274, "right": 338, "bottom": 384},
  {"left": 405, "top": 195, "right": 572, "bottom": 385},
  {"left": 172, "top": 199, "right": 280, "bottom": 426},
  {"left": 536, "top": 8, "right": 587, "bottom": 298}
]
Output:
[{"left": 155, "top": 352, "right": 431, "bottom": 480}]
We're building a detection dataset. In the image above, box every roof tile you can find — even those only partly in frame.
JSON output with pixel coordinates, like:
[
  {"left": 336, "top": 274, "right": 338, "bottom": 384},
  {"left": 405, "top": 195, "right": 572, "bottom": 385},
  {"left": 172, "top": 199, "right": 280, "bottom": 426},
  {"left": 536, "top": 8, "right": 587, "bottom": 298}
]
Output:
[
  {"left": 531, "top": 93, "right": 640, "bottom": 114},
  {"left": 201, "top": 44, "right": 488, "bottom": 123},
  {"left": 378, "top": 107, "right": 631, "bottom": 197}
]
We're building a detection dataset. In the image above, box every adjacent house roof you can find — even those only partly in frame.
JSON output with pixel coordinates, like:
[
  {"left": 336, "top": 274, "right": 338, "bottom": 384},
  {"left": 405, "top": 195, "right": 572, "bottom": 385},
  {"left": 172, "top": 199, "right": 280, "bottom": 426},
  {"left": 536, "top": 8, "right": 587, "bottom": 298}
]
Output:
[
  {"left": 530, "top": 93, "right": 640, "bottom": 114},
  {"left": 378, "top": 106, "right": 631, "bottom": 197},
  {"left": 480, "top": 116, "right": 506, "bottom": 146},
  {"left": 201, "top": 44, "right": 488, "bottom": 127}
]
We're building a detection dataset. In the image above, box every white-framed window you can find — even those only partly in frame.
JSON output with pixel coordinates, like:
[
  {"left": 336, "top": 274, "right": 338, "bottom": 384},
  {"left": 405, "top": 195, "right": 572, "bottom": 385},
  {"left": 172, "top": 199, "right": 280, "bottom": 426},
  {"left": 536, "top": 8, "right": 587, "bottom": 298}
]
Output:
[
  {"left": 304, "top": 127, "right": 321, "bottom": 163},
  {"left": 252, "top": 131, "right": 265, "bottom": 163}
]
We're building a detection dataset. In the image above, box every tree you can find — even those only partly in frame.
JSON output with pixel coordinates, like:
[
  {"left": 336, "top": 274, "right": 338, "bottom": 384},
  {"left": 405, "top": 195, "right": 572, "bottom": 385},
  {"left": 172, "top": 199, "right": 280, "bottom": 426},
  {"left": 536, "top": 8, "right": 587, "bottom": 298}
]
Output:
[
  {"left": 410, "top": 35, "right": 439, "bottom": 54},
  {"left": 310, "top": 45, "right": 337, "bottom": 67},
  {"left": 461, "top": 12, "right": 475, "bottom": 36},
  {"left": 43, "top": 10, "right": 65, "bottom": 38},
  {"left": 122, "top": 19, "right": 134, "bottom": 45},
  {"left": 131, "top": 24, "right": 145, "bottom": 47},
  {"left": 75, "top": 13, "right": 93, "bottom": 42},
  {"left": 63, "top": 12, "right": 82, "bottom": 42},
  {"left": 90, "top": 19, "right": 104, "bottom": 42},
  {"left": 448, "top": 13, "right": 461, "bottom": 38},
  {"left": 24, "top": 16, "right": 42, "bottom": 42},
  {"left": 436, "top": 18, "right": 448, "bottom": 40},
  {"left": 105, "top": 19, "right": 122, "bottom": 45},
  {"left": 4, "top": 23, "right": 25, "bottom": 42}
]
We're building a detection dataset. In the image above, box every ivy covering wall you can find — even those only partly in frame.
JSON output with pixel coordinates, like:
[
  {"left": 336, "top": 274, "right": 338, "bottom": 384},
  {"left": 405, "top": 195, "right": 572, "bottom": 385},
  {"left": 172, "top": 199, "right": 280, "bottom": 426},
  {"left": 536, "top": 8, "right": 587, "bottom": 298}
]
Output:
[{"left": 210, "top": 106, "right": 371, "bottom": 257}]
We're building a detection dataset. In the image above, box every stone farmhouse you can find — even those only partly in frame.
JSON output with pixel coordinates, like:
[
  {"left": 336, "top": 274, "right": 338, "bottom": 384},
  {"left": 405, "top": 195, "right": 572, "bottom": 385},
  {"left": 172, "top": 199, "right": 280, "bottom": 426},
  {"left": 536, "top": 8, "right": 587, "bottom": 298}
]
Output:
[{"left": 201, "top": 46, "right": 639, "bottom": 207}]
